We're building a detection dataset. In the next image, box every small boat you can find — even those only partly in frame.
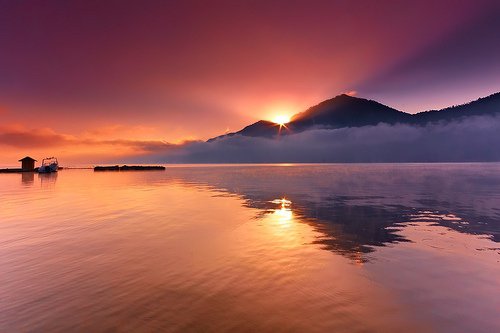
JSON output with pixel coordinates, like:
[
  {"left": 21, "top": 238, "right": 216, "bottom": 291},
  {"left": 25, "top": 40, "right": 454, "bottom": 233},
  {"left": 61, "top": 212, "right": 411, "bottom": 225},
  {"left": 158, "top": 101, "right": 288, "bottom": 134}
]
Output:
[{"left": 38, "top": 157, "right": 59, "bottom": 173}]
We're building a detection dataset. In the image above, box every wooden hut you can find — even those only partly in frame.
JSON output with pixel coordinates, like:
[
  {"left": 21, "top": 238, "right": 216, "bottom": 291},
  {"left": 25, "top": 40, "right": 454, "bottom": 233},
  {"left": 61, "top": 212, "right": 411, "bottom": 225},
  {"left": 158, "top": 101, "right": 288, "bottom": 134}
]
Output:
[{"left": 19, "top": 156, "right": 37, "bottom": 171}]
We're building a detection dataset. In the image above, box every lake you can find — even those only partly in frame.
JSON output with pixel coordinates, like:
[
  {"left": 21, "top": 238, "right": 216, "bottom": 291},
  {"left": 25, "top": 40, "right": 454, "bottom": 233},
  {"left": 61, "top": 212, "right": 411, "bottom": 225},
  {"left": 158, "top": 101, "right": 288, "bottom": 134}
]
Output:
[{"left": 1, "top": 164, "right": 499, "bottom": 332}]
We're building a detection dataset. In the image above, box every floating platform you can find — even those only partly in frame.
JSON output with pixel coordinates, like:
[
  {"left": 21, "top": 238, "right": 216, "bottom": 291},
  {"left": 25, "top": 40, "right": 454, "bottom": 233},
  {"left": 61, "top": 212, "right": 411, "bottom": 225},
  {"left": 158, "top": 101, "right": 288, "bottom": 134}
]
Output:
[
  {"left": 0, "top": 168, "right": 26, "bottom": 173},
  {"left": 94, "top": 165, "right": 166, "bottom": 171},
  {"left": 0, "top": 166, "right": 65, "bottom": 173}
]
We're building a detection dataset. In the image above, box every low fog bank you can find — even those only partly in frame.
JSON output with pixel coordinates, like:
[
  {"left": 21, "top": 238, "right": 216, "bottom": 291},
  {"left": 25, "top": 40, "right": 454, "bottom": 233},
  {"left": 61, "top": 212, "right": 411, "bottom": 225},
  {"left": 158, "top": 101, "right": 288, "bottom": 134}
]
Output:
[{"left": 152, "top": 114, "right": 500, "bottom": 163}]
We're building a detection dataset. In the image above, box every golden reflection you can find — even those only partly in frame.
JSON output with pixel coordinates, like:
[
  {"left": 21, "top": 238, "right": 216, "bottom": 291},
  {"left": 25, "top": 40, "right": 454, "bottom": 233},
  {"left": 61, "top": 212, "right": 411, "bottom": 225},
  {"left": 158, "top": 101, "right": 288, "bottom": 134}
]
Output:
[
  {"left": 270, "top": 198, "right": 293, "bottom": 225},
  {"left": 271, "top": 198, "right": 292, "bottom": 209},
  {"left": 353, "top": 251, "right": 364, "bottom": 267},
  {"left": 273, "top": 206, "right": 293, "bottom": 222},
  {"left": 261, "top": 197, "right": 310, "bottom": 249}
]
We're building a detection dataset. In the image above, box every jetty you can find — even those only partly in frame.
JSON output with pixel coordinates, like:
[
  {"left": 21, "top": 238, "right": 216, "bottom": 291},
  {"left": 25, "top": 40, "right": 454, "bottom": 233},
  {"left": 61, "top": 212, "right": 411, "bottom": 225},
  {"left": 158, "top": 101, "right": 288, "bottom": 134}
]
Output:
[
  {"left": 0, "top": 156, "right": 37, "bottom": 173},
  {"left": 0, "top": 168, "right": 26, "bottom": 173},
  {"left": 94, "top": 165, "right": 166, "bottom": 171},
  {"left": 1, "top": 156, "right": 161, "bottom": 173}
]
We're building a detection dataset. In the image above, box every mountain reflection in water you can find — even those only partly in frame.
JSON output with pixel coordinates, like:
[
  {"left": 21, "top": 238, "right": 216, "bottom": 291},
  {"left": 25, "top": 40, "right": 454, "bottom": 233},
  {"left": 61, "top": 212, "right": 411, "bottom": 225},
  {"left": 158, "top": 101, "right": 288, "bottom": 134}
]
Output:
[
  {"left": 166, "top": 163, "right": 500, "bottom": 262},
  {"left": 1, "top": 164, "right": 499, "bottom": 333}
]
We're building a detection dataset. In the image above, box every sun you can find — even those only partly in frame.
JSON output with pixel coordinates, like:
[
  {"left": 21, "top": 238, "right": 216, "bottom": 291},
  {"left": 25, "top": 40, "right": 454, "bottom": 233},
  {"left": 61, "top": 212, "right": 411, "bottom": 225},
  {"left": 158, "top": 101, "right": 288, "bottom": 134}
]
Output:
[{"left": 272, "top": 115, "right": 291, "bottom": 126}]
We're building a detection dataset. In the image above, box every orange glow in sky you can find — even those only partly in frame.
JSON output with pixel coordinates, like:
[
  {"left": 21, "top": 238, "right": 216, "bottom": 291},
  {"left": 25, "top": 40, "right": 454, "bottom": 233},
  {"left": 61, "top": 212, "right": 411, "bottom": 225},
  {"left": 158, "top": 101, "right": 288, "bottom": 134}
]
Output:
[
  {"left": 0, "top": 1, "right": 499, "bottom": 164},
  {"left": 272, "top": 115, "right": 291, "bottom": 126}
]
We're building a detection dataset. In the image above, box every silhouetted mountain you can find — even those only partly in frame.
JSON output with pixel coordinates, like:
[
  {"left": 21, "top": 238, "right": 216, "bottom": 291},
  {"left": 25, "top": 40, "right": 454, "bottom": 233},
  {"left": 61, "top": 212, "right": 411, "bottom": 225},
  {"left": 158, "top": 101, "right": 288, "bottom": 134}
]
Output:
[
  {"left": 209, "top": 120, "right": 278, "bottom": 141},
  {"left": 412, "top": 92, "right": 500, "bottom": 123},
  {"left": 209, "top": 92, "right": 500, "bottom": 141},
  {"left": 290, "top": 94, "right": 410, "bottom": 130}
]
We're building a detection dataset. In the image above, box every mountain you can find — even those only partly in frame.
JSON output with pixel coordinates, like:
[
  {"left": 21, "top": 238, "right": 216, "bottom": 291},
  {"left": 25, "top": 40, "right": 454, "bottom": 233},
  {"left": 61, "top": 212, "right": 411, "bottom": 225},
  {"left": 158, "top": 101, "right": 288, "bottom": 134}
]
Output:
[
  {"left": 412, "top": 92, "right": 500, "bottom": 123},
  {"left": 209, "top": 92, "right": 500, "bottom": 141},
  {"left": 290, "top": 94, "right": 410, "bottom": 130}
]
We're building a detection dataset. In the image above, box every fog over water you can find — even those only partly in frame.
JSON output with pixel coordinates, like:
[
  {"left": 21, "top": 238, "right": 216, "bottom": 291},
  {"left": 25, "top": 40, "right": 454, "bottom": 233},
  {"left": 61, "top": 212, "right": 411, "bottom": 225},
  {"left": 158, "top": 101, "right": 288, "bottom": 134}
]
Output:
[{"left": 150, "top": 115, "right": 500, "bottom": 163}]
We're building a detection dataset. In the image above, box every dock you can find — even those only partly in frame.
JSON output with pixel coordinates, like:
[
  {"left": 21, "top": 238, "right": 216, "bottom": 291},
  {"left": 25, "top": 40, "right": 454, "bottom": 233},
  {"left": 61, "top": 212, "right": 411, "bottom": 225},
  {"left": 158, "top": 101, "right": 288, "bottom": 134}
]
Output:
[
  {"left": 0, "top": 167, "right": 64, "bottom": 173},
  {"left": 0, "top": 168, "right": 27, "bottom": 173},
  {"left": 94, "top": 165, "right": 166, "bottom": 171}
]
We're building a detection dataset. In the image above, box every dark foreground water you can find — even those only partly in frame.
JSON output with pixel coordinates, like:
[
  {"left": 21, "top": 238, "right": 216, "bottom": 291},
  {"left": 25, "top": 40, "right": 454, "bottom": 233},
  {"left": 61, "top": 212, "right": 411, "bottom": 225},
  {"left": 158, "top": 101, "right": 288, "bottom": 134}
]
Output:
[{"left": 1, "top": 164, "right": 499, "bottom": 332}]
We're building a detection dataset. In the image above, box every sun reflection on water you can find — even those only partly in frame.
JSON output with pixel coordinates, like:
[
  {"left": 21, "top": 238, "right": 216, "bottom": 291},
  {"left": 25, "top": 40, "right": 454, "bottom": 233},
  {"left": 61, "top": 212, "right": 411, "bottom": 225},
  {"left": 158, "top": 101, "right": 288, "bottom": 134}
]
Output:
[
  {"left": 270, "top": 198, "right": 293, "bottom": 224},
  {"left": 2, "top": 167, "right": 500, "bottom": 333},
  {"left": 271, "top": 198, "right": 292, "bottom": 209}
]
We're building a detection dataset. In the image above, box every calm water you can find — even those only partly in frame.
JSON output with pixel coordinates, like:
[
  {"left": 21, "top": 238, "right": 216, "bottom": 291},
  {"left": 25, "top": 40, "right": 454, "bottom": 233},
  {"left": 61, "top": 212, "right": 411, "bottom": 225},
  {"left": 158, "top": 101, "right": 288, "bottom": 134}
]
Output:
[{"left": 1, "top": 164, "right": 499, "bottom": 332}]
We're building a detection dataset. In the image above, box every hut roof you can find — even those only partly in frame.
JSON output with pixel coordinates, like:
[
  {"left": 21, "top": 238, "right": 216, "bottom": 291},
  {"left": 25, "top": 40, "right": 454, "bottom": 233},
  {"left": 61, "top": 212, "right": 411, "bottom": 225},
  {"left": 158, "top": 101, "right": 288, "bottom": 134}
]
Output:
[{"left": 18, "top": 156, "right": 37, "bottom": 162}]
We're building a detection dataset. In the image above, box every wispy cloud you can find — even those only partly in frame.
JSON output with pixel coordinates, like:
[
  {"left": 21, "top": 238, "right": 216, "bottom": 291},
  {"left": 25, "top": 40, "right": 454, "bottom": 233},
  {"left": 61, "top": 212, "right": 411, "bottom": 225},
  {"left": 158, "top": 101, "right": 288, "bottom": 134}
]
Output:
[
  {"left": 0, "top": 125, "right": 175, "bottom": 153},
  {"left": 0, "top": 126, "right": 74, "bottom": 148}
]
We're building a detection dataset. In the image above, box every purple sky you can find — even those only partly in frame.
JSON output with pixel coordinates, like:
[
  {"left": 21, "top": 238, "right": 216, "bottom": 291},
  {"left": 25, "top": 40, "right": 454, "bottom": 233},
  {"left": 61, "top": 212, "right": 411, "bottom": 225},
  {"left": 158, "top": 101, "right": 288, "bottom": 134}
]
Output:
[{"left": 0, "top": 0, "right": 499, "bottom": 163}]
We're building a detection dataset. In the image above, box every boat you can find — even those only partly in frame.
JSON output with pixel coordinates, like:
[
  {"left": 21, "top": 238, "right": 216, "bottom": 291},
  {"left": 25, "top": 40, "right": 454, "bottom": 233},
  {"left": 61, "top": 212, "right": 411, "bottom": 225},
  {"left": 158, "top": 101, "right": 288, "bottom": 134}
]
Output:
[{"left": 38, "top": 157, "right": 59, "bottom": 173}]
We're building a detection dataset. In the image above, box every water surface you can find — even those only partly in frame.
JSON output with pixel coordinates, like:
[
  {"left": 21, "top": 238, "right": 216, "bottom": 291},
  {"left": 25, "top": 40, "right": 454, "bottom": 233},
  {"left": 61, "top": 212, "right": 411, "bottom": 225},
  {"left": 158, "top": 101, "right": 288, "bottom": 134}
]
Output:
[{"left": 1, "top": 164, "right": 499, "bottom": 332}]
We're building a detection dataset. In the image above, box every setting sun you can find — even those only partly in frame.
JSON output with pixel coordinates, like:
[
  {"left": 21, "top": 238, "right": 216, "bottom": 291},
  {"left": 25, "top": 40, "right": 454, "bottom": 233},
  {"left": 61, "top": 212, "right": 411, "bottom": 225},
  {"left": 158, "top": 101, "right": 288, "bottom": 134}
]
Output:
[{"left": 272, "top": 115, "right": 291, "bottom": 126}]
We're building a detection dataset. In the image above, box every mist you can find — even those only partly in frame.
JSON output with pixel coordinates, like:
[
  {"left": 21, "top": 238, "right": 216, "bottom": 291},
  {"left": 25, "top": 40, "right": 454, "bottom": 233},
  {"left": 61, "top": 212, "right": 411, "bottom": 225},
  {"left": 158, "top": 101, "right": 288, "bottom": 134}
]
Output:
[{"left": 149, "top": 114, "right": 500, "bottom": 163}]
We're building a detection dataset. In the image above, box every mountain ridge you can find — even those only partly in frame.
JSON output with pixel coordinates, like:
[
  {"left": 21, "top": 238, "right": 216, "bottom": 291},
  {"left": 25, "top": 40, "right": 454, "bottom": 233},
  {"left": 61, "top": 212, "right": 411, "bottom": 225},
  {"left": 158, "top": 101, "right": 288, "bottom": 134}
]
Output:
[{"left": 208, "top": 92, "right": 500, "bottom": 141}]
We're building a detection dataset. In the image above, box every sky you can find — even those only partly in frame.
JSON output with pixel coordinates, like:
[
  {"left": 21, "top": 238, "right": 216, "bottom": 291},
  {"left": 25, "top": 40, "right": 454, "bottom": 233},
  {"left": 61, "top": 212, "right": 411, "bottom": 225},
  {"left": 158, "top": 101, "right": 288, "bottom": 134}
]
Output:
[{"left": 0, "top": 0, "right": 499, "bottom": 165}]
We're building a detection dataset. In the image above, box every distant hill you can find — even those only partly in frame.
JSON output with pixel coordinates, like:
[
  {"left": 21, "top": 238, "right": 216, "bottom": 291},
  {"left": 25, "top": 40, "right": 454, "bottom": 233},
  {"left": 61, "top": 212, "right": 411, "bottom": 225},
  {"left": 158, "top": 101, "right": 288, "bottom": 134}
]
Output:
[
  {"left": 411, "top": 92, "right": 500, "bottom": 124},
  {"left": 209, "top": 92, "right": 500, "bottom": 141}
]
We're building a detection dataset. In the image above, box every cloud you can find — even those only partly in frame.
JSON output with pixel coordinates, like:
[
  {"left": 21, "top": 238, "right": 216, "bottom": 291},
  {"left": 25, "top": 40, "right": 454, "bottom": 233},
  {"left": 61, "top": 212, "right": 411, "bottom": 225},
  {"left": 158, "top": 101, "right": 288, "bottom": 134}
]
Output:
[
  {"left": 0, "top": 126, "right": 74, "bottom": 148},
  {"left": 2, "top": 115, "right": 500, "bottom": 164},
  {"left": 0, "top": 125, "right": 174, "bottom": 153},
  {"left": 152, "top": 114, "right": 500, "bottom": 163}
]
